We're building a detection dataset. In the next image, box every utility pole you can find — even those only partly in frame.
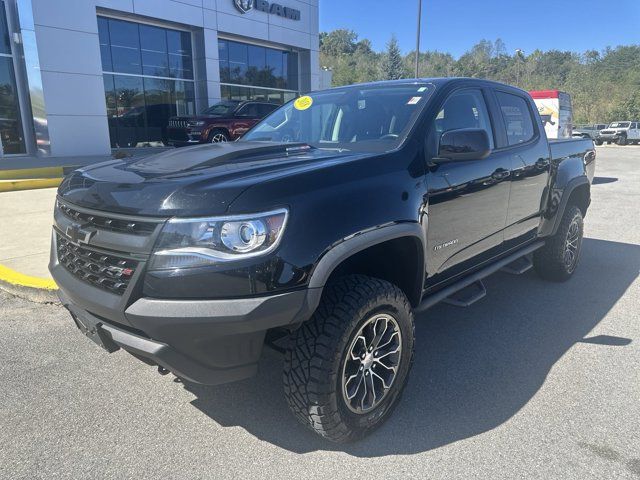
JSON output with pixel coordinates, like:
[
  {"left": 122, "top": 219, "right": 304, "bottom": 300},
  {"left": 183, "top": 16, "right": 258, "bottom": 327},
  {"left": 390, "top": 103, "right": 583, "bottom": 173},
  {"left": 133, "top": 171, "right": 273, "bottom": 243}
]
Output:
[{"left": 415, "top": 0, "right": 422, "bottom": 78}]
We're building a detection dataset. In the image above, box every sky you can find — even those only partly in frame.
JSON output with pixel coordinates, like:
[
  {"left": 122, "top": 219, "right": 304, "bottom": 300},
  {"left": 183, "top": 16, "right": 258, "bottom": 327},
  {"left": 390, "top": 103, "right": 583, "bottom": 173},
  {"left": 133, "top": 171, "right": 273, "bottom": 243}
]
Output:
[{"left": 319, "top": 0, "right": 640, "bottom": 57}]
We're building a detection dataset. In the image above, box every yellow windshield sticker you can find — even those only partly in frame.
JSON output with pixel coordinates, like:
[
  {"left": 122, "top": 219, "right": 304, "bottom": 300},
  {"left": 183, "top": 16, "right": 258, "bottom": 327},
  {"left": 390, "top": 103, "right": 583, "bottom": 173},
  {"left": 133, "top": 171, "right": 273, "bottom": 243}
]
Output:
[{"left": 294, "top": 95, "right": 313, "bottom": 110}]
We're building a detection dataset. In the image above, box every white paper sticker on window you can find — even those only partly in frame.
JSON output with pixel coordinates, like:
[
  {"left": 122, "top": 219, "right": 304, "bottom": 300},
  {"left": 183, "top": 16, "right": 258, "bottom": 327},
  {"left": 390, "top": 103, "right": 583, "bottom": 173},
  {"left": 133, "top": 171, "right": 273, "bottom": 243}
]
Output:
[{"left": 407, "top": 96, "right": 422, "bottom": 105}]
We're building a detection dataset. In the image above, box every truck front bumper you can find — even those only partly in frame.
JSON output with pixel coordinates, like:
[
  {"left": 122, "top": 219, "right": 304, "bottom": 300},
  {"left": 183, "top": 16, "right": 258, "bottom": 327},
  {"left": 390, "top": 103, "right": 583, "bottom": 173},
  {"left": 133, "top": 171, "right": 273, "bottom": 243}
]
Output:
[
  {"left": 55, "top": 271, "right": 315, "bottom": 385},
  {"left": 598, "top": 133, "right": 622, "bottom": 142}
]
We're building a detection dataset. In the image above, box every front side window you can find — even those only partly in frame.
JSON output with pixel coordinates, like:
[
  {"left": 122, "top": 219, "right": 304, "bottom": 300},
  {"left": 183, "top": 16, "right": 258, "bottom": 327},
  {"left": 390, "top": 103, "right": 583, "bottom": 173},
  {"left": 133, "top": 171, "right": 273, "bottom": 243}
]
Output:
[
  {"left": 242, "top": 84, "right": 435, "bottom": 153},
  {"left": 496, "top": 91, "right": 535, "bottom": 146},
  {"left": 434, "top": 89, "right": 494, "bottom": 148},
  {"left": 202, "top": 101, "right": 239, "bottom": 116}
]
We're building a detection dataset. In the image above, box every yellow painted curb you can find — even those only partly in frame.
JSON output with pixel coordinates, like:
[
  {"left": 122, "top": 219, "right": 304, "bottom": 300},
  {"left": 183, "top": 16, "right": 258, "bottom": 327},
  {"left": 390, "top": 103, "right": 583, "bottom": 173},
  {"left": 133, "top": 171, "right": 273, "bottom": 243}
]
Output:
[
  {"left": 0, "top": 166, "right": 64, "bottom": 180},
  {"left": 0, "top": 177, "right": 62, "bottom": 193},
  {"left": 0, "top": 264, "right": 58, "bottom": 290}
]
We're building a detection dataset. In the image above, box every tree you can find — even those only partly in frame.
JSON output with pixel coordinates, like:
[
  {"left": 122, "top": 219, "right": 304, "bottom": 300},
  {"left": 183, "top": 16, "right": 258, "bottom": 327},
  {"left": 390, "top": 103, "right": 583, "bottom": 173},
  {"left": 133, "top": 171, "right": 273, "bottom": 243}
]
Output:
[
  {"left": 318, "top": 28, "right": 640, "bottom": 123},
  {"left": 381, "top": 35, "right": 406, "bottom": 80}
]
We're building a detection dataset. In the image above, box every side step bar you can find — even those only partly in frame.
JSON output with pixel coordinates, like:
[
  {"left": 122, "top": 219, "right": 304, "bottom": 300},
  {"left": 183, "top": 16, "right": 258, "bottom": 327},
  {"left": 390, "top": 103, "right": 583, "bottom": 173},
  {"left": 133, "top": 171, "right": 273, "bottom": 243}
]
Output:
[
  {"left": 500, "top": 255, "right": 534, "bottom": 275},
  {"left": 415, "top": 241, "right": 544, "bottom": 312},
  {"left": 442, "top": 280, "right": 486, "bottom": 307}
]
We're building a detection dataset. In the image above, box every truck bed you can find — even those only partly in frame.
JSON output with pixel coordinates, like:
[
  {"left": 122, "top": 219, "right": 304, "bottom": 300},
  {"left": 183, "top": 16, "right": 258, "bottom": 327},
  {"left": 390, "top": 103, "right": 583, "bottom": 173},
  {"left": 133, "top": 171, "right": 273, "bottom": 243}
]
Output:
[{"left": 549, "top": 137, "right": 596, "bottom": 182}]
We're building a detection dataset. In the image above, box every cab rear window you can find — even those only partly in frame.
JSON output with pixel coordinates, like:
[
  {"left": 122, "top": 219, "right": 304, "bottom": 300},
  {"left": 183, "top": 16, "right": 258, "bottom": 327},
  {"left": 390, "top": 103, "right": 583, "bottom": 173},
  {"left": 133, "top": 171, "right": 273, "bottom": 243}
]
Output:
[{"left": 496, "top": 92, "right": 535, "bottom": 145}]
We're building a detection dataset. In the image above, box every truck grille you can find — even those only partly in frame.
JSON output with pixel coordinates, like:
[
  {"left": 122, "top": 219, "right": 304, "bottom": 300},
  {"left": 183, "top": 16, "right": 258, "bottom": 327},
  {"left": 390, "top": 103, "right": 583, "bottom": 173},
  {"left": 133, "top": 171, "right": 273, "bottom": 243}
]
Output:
[
  {"left": 57, "top": 201, "right": 157, "bottom": 236},
  {"left": 56, "top": 234, "right": 138, "bottom": 295}
]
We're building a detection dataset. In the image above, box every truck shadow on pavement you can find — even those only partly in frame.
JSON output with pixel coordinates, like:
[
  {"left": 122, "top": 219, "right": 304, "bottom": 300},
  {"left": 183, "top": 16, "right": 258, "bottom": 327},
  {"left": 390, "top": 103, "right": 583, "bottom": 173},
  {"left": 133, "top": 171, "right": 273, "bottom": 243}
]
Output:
[{"left": 184, "top": 238, "right": 638, "bottom": 456}]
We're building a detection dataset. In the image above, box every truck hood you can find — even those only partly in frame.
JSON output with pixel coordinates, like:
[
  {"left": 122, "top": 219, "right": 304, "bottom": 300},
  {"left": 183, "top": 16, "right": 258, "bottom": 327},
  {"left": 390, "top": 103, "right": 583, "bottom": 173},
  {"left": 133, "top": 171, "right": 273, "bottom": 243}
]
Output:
[{"left": 57, "top": 142, "right": 362, "bottom": 217}]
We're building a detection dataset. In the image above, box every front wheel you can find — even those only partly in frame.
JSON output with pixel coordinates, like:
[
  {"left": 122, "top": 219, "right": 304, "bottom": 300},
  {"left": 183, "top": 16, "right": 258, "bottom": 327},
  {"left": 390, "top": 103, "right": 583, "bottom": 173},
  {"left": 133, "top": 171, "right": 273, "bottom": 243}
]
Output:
[
  {"left": 208, "top": 129, "right": 229, "bottom": 143},
  {"left": 617, "top": 135, "right": 627, "bottom": 146},
  {"left": 594, "top": 139, "right": 603, "bottom": 146},
  {"left": 283, "top": 275, "right": 415, "bottom": 443},
  {"left": 534, "top": 205, "right": 584, "bottom": 281}
]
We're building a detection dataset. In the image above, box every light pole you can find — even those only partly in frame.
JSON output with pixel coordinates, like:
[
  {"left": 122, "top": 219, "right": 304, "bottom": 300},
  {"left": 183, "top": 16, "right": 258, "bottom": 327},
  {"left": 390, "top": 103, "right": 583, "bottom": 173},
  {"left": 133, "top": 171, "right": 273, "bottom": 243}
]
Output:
[
  {"left": 415, "top": 0, "right": 422, "bottom": 78},
  {"left": 515, "top": 49, "right": 525, "bottom": 86}
]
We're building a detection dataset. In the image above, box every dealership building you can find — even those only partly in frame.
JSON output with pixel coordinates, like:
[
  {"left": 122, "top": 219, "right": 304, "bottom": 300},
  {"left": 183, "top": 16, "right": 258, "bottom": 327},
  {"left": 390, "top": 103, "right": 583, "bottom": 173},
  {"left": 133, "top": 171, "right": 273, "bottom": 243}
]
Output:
[{"left": 0, "top": 0, "right": 319, "bottom": 159}]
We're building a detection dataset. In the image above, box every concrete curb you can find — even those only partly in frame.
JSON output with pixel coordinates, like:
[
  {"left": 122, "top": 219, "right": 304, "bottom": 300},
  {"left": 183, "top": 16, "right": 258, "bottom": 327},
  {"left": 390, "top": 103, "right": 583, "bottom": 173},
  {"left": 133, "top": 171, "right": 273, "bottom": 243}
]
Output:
[
  {"left": 0, "top": 166, "right": 64, "bottom": 180},
  {"left": 0, "top": 178, "right": 63, "bottom": 192},
  {"left": 0, "top": 264, "right": 59, "bottom": 304},
  {"left": 0, "top": 165, "right": 73, "bottom": 192}
]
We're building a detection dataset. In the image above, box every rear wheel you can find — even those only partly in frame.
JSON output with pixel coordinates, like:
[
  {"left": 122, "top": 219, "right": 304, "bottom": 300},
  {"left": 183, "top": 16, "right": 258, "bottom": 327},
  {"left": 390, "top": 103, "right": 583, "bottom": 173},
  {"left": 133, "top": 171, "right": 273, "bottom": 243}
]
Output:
[
  {"left": 283, "top": 275, "right": 415, "bottom": 443},
  {"left": 208, "top": 129, "right": 229, "bottom": 143},
  {"left": 534, "top": 205, "right": 584, "bottom": 281}
]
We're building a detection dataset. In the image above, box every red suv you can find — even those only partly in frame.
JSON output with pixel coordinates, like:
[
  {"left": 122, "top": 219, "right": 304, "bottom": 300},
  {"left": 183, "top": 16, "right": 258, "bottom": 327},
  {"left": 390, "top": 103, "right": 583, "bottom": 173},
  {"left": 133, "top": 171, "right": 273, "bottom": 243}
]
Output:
[{"left": 166, "top": 100, "right": 279, "bottom": 146}]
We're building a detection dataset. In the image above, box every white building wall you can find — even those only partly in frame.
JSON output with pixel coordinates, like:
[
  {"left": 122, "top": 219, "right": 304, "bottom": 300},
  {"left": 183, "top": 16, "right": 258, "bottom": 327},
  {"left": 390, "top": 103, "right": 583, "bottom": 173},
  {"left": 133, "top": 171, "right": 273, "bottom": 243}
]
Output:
[{"left": 18, "top": 0, "right": 319, "bottom": 157}]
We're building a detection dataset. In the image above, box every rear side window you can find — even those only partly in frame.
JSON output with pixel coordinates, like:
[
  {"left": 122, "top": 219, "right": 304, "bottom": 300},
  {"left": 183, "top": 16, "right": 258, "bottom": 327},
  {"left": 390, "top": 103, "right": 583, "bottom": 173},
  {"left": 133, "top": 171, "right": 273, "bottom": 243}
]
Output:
[{"left": 496, "top": 92, "right": 535, "bottom": 146}]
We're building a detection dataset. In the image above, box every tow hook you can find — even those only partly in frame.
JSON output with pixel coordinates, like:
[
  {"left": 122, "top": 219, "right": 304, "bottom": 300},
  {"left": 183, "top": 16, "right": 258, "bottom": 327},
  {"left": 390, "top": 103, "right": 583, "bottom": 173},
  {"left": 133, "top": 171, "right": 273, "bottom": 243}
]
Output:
[{"left": 157, "top": 366, "right": 170, "bottom": 376}]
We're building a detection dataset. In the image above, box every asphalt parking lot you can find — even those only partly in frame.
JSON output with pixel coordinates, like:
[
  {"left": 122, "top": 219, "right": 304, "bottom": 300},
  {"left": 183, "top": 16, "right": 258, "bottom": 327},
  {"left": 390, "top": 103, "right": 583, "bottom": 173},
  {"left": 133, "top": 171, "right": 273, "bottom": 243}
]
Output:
[{"left": 1, "top": 146, "right": 638, "bottom": 479}]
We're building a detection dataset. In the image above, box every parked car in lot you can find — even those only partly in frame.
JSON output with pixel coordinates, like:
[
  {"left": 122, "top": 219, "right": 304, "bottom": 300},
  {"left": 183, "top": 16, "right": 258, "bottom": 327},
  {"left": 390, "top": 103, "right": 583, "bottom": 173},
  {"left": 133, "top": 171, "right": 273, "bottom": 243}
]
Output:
[
  {"left": 573, "top": 123, "right": 606, "bottom": 141},
  {"left": 50, "top": 78, "right": 596, "bottom": 443},
  {"left": 598, "top": 121, "right": 640, "bottom": 145},
  {"left": 166, "top": 100, "right": 279, "bottom": 146}
]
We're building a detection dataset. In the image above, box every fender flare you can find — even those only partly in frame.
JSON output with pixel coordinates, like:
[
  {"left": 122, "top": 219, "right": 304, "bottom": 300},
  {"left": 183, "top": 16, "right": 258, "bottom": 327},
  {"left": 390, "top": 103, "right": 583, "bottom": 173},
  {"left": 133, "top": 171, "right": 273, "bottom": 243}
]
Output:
[
  {"left": 293, "top": 223, "right": 426, "bottom": 324},
  {"left": 550, "top": 176, "right": 590, "bottom": 236}
]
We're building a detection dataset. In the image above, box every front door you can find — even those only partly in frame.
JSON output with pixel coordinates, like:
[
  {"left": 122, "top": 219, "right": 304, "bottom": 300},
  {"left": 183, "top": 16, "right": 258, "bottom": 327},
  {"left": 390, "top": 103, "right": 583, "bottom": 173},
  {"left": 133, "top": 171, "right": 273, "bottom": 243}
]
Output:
[{"left": 425, "top": 88, "right": 511, "bottom": 288}]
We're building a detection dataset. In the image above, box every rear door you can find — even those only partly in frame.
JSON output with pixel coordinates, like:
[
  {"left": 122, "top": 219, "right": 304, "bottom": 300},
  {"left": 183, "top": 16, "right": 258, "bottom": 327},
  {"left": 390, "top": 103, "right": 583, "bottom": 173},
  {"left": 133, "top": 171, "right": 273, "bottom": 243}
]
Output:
[
  {"left": 425, "top": 87, "right": 512, "bottom": 287},
  {"left": 493, "top": 89, "right": 552, "bottom": 248}
]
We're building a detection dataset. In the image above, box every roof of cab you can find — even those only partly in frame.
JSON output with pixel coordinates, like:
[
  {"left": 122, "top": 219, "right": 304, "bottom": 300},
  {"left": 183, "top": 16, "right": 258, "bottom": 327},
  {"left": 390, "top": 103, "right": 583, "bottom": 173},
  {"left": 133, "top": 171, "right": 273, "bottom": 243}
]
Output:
[{"left": 317, "top": 77, "right": 528, "bottom": 95}]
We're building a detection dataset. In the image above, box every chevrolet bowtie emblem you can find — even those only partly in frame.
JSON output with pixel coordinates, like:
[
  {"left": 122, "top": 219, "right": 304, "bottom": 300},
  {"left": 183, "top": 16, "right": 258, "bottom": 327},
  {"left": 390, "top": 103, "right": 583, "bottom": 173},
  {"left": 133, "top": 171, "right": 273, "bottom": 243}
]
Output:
[{"left": 65, "top": 224, "right": 96, "bottom": 245}]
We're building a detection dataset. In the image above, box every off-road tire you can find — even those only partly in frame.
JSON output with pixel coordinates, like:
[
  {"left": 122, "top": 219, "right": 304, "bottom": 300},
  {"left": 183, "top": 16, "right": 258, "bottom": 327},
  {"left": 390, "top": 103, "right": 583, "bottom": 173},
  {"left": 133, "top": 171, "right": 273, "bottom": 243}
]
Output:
[
  {"left": 283, "top": 275, "right": 415, "bottom": 443},
  {"left": 594, "top": 139, "right": 603, "bottom": 146},
  {"left": 617, "top": 135, "right": 627, "bottom": 146},
  {"left": 534, "top": 205, "right": 584, "bottom": 281}
]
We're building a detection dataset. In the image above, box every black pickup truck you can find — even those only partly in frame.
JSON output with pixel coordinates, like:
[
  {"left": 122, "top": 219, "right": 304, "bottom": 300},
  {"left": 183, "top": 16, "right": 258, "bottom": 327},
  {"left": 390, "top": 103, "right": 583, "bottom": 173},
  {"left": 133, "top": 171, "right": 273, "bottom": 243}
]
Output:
[{"left": 50, "top": 78, "right": 595, "bottom": 443}]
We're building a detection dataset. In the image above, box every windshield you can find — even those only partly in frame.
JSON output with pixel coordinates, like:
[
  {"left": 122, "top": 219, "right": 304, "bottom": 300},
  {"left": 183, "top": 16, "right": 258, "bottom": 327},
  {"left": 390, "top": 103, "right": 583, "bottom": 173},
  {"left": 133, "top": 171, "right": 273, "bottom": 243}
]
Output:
[
  {"left": 241, "top": 84, "right": 435, "bottom": 153},
  {"left": 609, "top": 122, "right": 630, "bottom": 128},
  {"left": 202, "top": 101, "right": 240, "bottom": 116}
]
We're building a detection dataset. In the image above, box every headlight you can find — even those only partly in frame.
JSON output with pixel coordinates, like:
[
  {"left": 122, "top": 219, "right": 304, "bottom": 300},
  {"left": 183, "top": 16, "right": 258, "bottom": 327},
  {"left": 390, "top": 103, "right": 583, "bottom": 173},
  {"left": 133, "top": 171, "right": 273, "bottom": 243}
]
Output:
[
  {"left": 188, "top": 120, "right": 205, "bottom": 127},
  {"left": 149, "top": 208, "right": 288, "bottom": 270}
]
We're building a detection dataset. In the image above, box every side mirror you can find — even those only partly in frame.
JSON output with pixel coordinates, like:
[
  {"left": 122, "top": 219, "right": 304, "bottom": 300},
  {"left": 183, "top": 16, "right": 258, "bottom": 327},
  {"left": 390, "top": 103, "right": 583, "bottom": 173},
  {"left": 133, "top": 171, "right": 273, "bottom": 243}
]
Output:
[{"left": 435, "top": 128, "right": 491, "bottom": 162}]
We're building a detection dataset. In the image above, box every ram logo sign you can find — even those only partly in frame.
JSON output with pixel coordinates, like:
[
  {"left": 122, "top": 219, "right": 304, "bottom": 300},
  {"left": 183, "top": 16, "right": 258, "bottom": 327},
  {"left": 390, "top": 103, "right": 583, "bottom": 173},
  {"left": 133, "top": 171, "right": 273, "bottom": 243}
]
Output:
[
  {"left": 233, "top": 0, "right": 301, "bottom": 20},
  {"left": 233, "top": 0, "right": 253, "bottom": 13}
]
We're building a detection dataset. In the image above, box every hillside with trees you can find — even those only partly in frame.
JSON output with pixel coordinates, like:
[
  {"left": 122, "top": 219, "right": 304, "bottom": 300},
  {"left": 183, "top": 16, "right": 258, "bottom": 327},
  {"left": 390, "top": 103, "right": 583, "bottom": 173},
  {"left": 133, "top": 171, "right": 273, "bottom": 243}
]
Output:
[{"left": 319, "top": 29, "right": 640, "bottom": 123}]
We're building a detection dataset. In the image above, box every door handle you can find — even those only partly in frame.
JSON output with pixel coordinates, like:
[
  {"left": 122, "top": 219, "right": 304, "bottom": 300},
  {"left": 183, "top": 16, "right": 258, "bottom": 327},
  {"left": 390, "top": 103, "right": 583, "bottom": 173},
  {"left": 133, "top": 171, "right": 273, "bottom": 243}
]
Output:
[
  {"left": 535, "top": 158, "right": 550, "bottom": 169},
  {"left": 491, "top": 168, "right": 511, "bottom": 180}
]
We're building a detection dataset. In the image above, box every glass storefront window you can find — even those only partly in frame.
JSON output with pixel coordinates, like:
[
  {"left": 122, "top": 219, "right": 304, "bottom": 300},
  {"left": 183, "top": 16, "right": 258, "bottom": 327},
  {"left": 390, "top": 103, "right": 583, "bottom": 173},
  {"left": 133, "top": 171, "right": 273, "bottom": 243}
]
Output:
[
  {"left": 0, "top": 1, "right": 10, "bottom": 55},
  {"left": 221, "top": 85, "right": 296, "bottom": 105},
  {"left": 218, "top": 39, "right": 298, "bottom": 104},
  {"left": 98, "top": 17, "right": 195, "bottom": 148},
  {"left": 0, "top": 1, "right": 26, "bottom": 155}
]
